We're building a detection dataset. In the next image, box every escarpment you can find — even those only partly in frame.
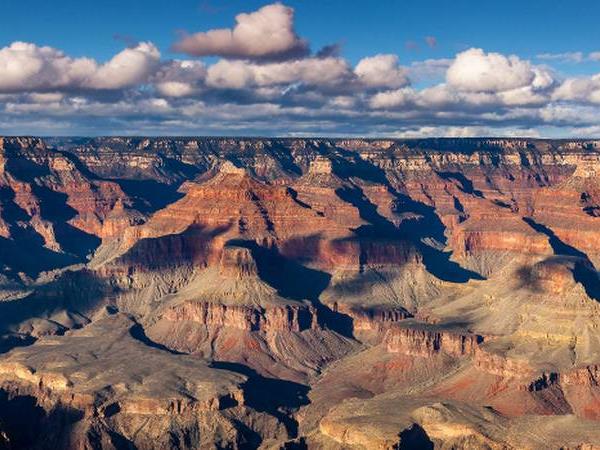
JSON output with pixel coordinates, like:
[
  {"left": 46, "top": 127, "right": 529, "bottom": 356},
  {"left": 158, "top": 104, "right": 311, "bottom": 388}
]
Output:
[{"left": 1, "top": 136, "right": 600, "bottom": 449}]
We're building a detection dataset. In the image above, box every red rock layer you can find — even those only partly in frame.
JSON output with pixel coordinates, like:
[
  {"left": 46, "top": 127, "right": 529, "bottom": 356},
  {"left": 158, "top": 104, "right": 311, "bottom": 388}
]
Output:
[
  {"left": 162, "top": 301, "right": 318, "bottom": 333},
  {"left": 112, "top": 160, "right": 419, "bottom": 274},
  {"left": 385, "top": 326, "right": 482, "bottom": 357}
]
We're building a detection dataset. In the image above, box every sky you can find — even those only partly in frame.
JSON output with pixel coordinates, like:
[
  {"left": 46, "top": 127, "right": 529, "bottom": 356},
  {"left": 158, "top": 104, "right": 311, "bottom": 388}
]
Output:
[{"left": 2, "top": 0, "right": 600, "bottom": 137}]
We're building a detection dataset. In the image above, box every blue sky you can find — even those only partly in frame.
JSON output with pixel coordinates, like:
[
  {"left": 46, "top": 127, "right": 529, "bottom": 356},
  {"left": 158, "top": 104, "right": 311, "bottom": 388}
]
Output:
[
  {"left": 1, "top": 1, "right": 600, "bottom": 136},
  {"left": 4, "top": 0, "right": 600, "bottom": 68}
]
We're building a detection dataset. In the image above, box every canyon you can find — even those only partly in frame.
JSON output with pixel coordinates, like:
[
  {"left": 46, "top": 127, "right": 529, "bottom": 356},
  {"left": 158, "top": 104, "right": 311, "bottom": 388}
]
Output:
[{"left": 0, "top": 136, "right": 599, "bottom": 448}]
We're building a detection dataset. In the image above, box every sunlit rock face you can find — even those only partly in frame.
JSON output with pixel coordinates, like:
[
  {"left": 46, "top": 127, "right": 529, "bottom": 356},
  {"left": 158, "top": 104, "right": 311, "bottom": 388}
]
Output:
[{"left": 1, "top": 136, "right": 600, "bottom": 449}]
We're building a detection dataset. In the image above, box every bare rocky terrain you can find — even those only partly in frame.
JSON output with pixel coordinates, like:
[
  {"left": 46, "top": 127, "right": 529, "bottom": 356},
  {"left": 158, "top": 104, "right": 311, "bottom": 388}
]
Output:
[{"left": 0, "top": 136, "right": 600, "bottom": 449}]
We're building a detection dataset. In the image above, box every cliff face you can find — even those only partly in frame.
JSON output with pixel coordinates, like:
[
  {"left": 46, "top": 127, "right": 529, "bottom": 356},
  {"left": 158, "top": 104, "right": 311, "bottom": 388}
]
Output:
[
  {"left": 1, "top": 136, "right": 600, "bottom": 449},
  {"left": 160, "top": 300, "right": 318, "bottom": 332},
  {"left": 29, "top": 136, "right": 600, "bottom": 272},
  {"left": 0, "top": 137, "right": 140, "bottom": 282},
  {"left": 384, "top": 325, "right": 482, "bottom": 357}
]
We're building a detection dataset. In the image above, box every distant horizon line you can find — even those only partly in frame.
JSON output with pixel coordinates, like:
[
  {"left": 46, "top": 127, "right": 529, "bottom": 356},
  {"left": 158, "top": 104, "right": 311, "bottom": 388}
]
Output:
[{"left": 4, "top": 135, "right": 600, "bottom": 142}]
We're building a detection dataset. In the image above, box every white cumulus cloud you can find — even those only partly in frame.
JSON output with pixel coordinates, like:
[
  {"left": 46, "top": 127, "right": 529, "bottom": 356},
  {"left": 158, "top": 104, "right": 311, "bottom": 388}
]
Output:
[
  {"left": 152, "top": 60, "right": 206, "bottom": 97},
  {"left": 0, "top": 41, "right": 160, "bottom": 92},
  {"left": 206, "top": 57, "right": 351, "bottom": 89},
  {"left": 447, "top": 48, "right": 552, "bottom": 93},
  {"left": 86, "top": 42, "right": 160, "bottom": 89},
  {"left": 369, "top": 87, "right": 417, "bottom": 109},
  {"left": 0, "top": 42, "right": 97, "bottom": 92},
  {"left": 354, "top": 54, "right": 409, "bottom": 89},
  {"left": 173, "top": 3, "right": 308, "bottom": 60},
  {"left": 552, "top": 74, "right": 600, "bottom": 103}
]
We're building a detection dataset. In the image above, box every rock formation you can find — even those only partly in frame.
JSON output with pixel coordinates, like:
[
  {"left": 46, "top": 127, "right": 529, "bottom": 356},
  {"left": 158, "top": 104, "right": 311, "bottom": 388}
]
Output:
[{"left": 0, "top": 136, "right": 600, "bottom": 448}]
